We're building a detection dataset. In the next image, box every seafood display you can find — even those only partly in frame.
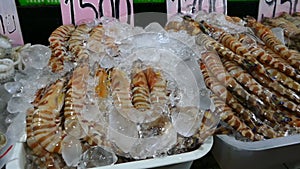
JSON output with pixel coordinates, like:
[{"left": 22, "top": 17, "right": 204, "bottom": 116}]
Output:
[
  {"left": 3, "top": 9, "right": 300, "bottom": 169},
  {"left": 0, "top": 19, "right": 216, "bottom": 168},
  {"left": 165, "top": 11, "right": 300, "bottom": 141},
  {"left": 262, "top": 12, "right": 300, "bottom": 51}
]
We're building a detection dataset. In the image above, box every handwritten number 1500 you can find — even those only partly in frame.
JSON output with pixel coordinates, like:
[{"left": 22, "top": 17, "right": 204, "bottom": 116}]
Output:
[
  {"left": 264, "top": 0, "right": 298, "bottom": 17},
  {"left": 64, "top": 0, "right": 131, "bottom": 25}
]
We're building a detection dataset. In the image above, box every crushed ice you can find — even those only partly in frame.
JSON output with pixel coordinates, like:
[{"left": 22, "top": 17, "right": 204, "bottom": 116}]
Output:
[{"left": 0, "top": 18, "right": 216, "bottom": 168}]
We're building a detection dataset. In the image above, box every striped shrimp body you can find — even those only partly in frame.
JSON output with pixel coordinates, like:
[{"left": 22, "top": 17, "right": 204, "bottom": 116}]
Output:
[
  {"left": 196, "top": 33, "right": 259, "bottom": 71},
  {"left": 165, "top": 15, "right": 202, "bottom": 36},
  {"left": 265, "top": 65, "right": 300, "bottom": 94},
  {"left": 260, "top": 45, "right": 300, "bottom": 81},
  {"left": 48, "top": 24, "right": 75, "bottom": 72},
  {"left": 144, "top": 67, "right": 168, "bottom": 106},
  {"left": 202, "top": 52, "right": 281, "bottom": 124},
  {"left": 216, "top": 31, "right": 268, "bottom": 75},
  {"left": 94, "top": 66, "right": 109, "bottom": 99},
  {"left": 64, "top": 64, "right": 90, "bottom": 139},
  {"left": 200, "top": 62, "right": 279, "bottom": 138},
  {"left": 223, "top": 59, "right": 300, "bottom": 115},
  {"left": 87, "top": 24, "right": 119, "bottom": 56},
  {"left": 31, "top": 78, "right": 67, "bottom": 154},
  {"left": 68, "top": 24, "right": 93, "bottom": 61},
  {"left": 211, "top": 94, "right": 262, "bottom": 141},
  {"left": 131, "top": 61, "right": 151, "bottom": 111},
  {"left": 201, "top": 51, "right": 267, "bottom": 110},
  {"left": 244, "top": 44, "right": 300, "bottom": 82},
  {"left": 26, "top": 108, "right": 51, "bottom": 157},
  {"left": 181, "top": 15, "right": 202, "bottom": 36},
  {"left": 288, "top": 50, "right": 300, "bottom": 72},
  {"left": 262, "top": 17, "right": 300, "bottom": 39},
  {"left": 245, "top": 17, "right": 300, "bottom": 70},
  {"left": 280, "top": 12, "right": 300, "bottom": 28},
  {"left": 250, "top": 68, "right": 300, "bottom": 104},
  {"left": 87, "top": 24, "right": 105, "bottom": 54},
  {"left": 111, "top": 67, "right": 166, "bottom": 123}
]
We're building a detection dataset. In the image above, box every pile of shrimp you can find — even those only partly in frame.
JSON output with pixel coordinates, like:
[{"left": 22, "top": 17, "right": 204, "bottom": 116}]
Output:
[
  {"left": 165, "top": 12, "right": 300, "bottom": 141},
  {"left": 25, "top": 20, "right": 215, "bottom": 168},
  {"left": 262, "top": 12, "right": 300, "bottom": 51}
]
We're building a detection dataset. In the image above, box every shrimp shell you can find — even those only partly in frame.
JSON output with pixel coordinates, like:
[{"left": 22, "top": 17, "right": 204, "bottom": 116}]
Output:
[
  {"left": 87, "top": 24, "right": 105, "bottom": 53},
  {"left": 31, "top": 78, "right": 67, "bottom": 154},
  {"left": 64, "top": 64, "right": 89, "bottom": 139},
  {"left": 196, "top": 33, "right": 258, "bottom": 70},
  {"left": 94, "top": 66, "right": 109, "bottom": 98},
  {"left": 131, "top": 62, "right": 151, "bottom": 111},
  {"left": 203, "top": 52, "right": 281, "bottom": 124},
  {"left": 26, "top": 108, "right": 50, "bottom": 157},
  {"left": 68, "top": 24, "right": 92, "bottom": 61},
  {"left": 216, "top": 31, "right": 268, "bottom": 75},
  {"left": 48, "top": 24, "right": 75, "bottom": 72},
  {"left": 200, "top": 62, "right": 279, "bottom": 138},
  {"left": 262, "top": 17, "right": 300, "bottom": 39},
  {"left": 280, "top": 12, "right": 300, "bottom": 28},
  {"left": 211, "top": 94, "right": 262, "bottom": 141},
  {"left": 242, "top": 43, "right": 300, "bottom": 82},
  {"left": 245, "top": 16, "right": 300, "bottom": 70},
  {"left": 202, "top": 51, "right": 266, "bottom": 110},
  {"left": 250, "top": 67, "right": 300, "bottom": 104},
  {"left": 111, "top": 68, "right": 133, "bottom": 110},
  {"left": 111, "top": 68, "right": 163, "bottom": 123},
  {"left": 265, "top": 65, "right": 300, "bottom": 94},
  {"left": 223, "top": 59, "right": 300, "bottom": 115},
  {"left": 165, "top": 15, "right": 201, "bottom": 35},
  {"left": 144, "top": 67, "right": 168, "bottom": 105},
  {"left": 165, "top": 21, "right": 185, "bottom": 32}
]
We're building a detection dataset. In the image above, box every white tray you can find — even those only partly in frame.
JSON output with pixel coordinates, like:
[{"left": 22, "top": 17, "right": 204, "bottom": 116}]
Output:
[
  {"left": 212, "top": 135, "right": 300, "bottom": 169},
  {"left": 6, "top": 136, "right": 213, "bottom": 169}
]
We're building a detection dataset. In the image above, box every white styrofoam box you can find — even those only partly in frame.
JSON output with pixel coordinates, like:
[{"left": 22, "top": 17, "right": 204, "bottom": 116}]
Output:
[
  {"left": 212, "top": 134, "right": 300, "bottom": 169},
  {"left": 6, "top": 136, "right": 213, "bottom": 169}
]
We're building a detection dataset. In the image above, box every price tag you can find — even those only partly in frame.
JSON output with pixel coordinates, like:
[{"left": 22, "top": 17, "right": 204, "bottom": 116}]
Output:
[
  {"left": 61, "top": 0, "right": 134, "bottom": 25},
  {"left": 167, "top": 0, "right": 227, "bottom": 19},
  {"left": 258, "top": 0, "right": 300, "bottom": 21},
  {"left": 0, "top": 0, "right": 24, "bottom": 45}
]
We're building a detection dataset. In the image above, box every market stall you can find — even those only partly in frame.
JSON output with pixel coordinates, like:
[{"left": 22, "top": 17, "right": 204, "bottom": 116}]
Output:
[{"left": 1, "top": 0, "right": 300, "bottom": 169}]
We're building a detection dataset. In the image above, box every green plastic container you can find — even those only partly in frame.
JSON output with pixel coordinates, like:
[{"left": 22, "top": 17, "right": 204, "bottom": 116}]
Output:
[{"left": 18, "top": 0, "right": 60, "bottom": 6}]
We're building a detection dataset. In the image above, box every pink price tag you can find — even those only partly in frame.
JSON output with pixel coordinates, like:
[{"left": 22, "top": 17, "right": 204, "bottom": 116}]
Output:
[
  {"left": 167, "top": 0, "right": 227, "bottom": 19},
  {"left": 61, "top": 0, "right": 134, "bottom": 25},
  {"left": 0, "top": 0, "right": 24, "bottom": 45},
  {"left": 258, "top": 0, "right": 300, "bottom": 21}
]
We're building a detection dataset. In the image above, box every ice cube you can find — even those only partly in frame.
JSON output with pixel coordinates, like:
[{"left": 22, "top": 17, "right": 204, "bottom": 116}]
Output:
[
  {"left": 0, "top": 85, "right": 12, "bottom": 103},
  {"left": 62, "top": 135, "right": 82, "bottom": 167},
  {"left": 6, "top": 112, "right": 26, "bottom": 142},
  {"left": 7, "top": 96, "right": 32, "bottom": 114},
  {"left": 100, "top": 56, "right": 116, "bottom": 69},
  {"left": 0, "top": 97, "right": 7, "bottom": 113},
  {"left": 144, "top": 22, "right": 166, "bottom": 33},
  {"left": 20, "top": 44, "right": 51, "bottom": 70},
  {"left": 79, "top": 146, "right": 117, "bottom": 168},
  {"left": 171, "top": 106, "right": 203, "bottom": 137},
  {"left": 130, "top": 117, "right": 177, "bottom": 159},
  {"left": 108, "top": 108, "right": 139, "bottom": 154},
  {"left": 4, "top": 81, "right": 23, "bottom": 94}
]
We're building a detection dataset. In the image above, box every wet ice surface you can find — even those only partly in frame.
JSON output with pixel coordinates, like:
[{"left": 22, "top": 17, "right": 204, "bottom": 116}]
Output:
[
  {"left": 194, "top": 11, "right": 247, "bottom": 34},
  {"left": 79, "top": 146, "right": 118, "bottom": 168},
  {"left": 0, "top": 44, "right": 58, "bottom": 152},
  {"left": 20, "top": 44, "right": 51, "bottom": 70},
  {"left": 7, "top": 96, "right": 32, "bottom": 114},
  {"left": 62, "top": 135, "right": 83, "bottom": 167},
  {"left": 2, "top": 20, "right": 215, "bottom": 168}
]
